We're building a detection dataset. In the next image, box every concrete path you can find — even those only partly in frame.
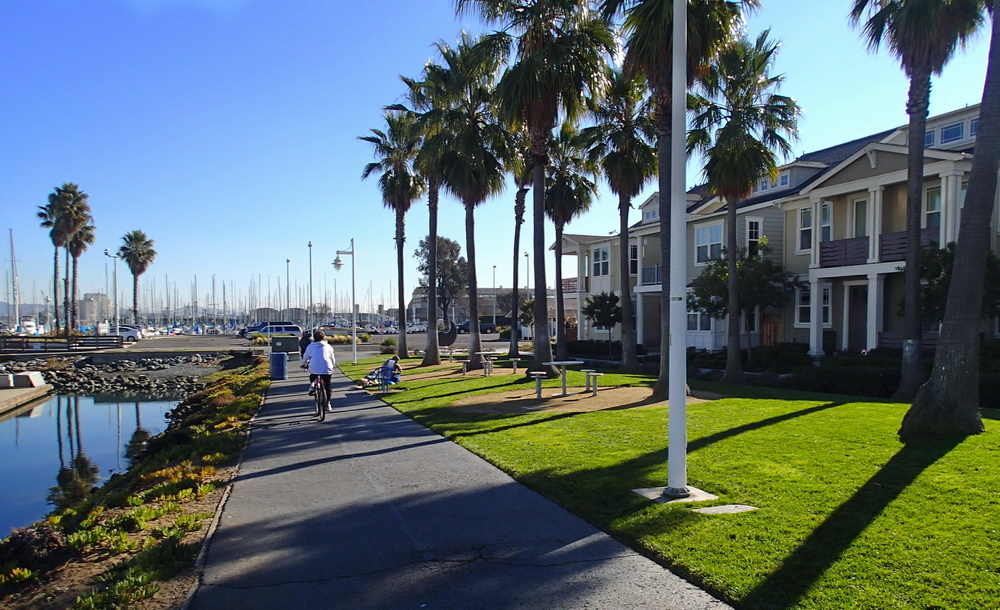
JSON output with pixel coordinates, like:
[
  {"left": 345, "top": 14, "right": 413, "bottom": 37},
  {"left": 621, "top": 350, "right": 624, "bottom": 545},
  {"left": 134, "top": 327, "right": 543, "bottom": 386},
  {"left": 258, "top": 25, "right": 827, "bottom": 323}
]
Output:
[{"left": 188, "top": 366, "right": 730, "bottom": 609}]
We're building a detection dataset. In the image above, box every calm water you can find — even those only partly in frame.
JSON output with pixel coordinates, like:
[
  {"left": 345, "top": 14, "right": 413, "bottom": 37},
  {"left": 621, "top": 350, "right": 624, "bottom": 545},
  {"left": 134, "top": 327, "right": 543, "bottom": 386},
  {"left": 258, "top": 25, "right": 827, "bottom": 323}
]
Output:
[{"left": 0, "top": 394, "right": 176, "bottom": 536}]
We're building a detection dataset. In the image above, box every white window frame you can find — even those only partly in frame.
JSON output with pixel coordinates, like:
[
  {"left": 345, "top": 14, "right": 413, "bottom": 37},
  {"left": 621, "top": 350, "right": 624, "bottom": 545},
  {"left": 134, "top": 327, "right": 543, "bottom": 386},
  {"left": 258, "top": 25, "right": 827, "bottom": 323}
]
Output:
[
  {"left": 924, "top": 186, "right": 942, "bottom": 233},
  {"left": 820, "top": 201, "right": 832, "bottom": 243},
  {"left": 695, "top": 222, "right": 723, "bottom": 265},
  {"left": 971, "top": 117, "right": 979, "bottom": 138},
  {"left": 779, "top": 172, "right": 789, "bottom": 187},
  {"left": 925, "top": 130, "right": 935, "bottom": 147},
  {"left": 852, "top": 197, "right": 868, "bottom": 238},
  {"left": 592, "top": 246, "right": 610, "bottom": 277},
  {"left": 629, "top": 244, "right": 638, "bottom": 275},
  {"left": 687, "top": 311, "right": 713, "bottom": 332},
  {"left": 940, "top": 122, "right": 964, "bottom": 144},
  {"left": 797, "top": 207, "right": 813, "bottom": 254},
  {"left": 795, "top": 283, "right": 832, "bottom": 328},
  {"left": 746, "top": 217, "right": 763, "bottom": 257}
]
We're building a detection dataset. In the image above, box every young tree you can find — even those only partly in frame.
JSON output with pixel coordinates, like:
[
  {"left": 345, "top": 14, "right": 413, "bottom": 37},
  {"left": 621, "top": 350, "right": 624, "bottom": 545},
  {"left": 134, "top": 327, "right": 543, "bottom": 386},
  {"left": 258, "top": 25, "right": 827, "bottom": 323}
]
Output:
[
  {"left": 415, "top": 236, "right": 469, "bottom": 326},
  {"left": 916, "top": 242, "right": 1000, "bottom": 324},
  {"left": 117, "top": 230, "right": 157, "bottom": 324},
  {"left": 688, "top": 30, "right": 799, "bottom": 383},
  {"left": 582, "top": 291, "right": 622, "bottom": 356},
  {"left": 360, "top": 110, "right": 426, "bottom": 357},
  {"left": 851, "top": 0, "right": 986, "bottom": 400}
]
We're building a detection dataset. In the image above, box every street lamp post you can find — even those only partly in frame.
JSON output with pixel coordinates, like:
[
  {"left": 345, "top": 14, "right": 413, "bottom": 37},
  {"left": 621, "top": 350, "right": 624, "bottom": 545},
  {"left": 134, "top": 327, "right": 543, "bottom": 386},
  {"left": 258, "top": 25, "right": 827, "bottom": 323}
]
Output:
[
  {"left": 308, "top": 241, "right": 313, "bottom": 330},
  {"left": 524, "top": 251, "right": 529, "bottom": 292},
  {"left": 104, "top": 249, "right": 119, "bottom": 336},
  {"left": 285, "top": 258, "right": 290, "bottom": 320},
  {"left": 333, "top": 238, "right": 356, "bottom": 364},
  {"left": 492, "top": 265, "right": 497, "bottom": 326}
]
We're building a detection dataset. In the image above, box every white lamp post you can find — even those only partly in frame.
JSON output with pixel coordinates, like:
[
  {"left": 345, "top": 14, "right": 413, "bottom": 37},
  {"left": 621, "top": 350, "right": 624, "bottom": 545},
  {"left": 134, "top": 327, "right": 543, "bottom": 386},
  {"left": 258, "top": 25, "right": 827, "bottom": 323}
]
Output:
[
  {"left": 285, "top": 258, "right": 291, "bottom": 319},
  {"left": 104, "top": 249, "right": 120, "bottom": 336},
  {"left": 492, "top": 265, "right": 497, "bottom": 326},
  {"left": 308, "top": 241, "right": 313, "bottom": 330},
  {"left": 333, "top": 238, "right": 356, "bottom": 364}
]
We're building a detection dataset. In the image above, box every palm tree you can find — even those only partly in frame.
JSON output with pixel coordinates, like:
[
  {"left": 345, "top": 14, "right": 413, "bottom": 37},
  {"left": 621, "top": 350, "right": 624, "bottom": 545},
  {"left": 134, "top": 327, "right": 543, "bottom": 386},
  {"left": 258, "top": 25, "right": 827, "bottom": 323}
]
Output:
[
  {"left": 581, "top": 66, "right": 658, "bottom": 369},
  {"left": 546, "top": 123, "right": 598, "bottom": 360},
  {"left": 602, "top": 0, "right": 756, "bottom": 398},
  {"left": 850, "top": 0, "right": 985, "bottom": 401},
  {"left": 360, "top": 110, "right": 426, "bottom": 357},
  {"left": 434, "top": 35, "right": 517, "bottom": 370},
  {"left": 508, "top": 139, "right": 534, "bottom": 359},
  {"left": 54, "top": 185, "right": 91, "bottom": 335},
  {"left": 688, "top": 30, "right": 799, "bottom": 383},
  {"left": 68, "top": 222, "right": 96, "bottom": 331},
  {"left": 38, "top": 191, "right": 68, "bottom": 334},
  {"left": 459, "top": 0, "right": 614, "bottom": 373},
  {"left": 118, "top": 230, "right": 157, "bottom": 324},
  {"left": 903, "top": 5, "right": 995, "bottom": 438}
]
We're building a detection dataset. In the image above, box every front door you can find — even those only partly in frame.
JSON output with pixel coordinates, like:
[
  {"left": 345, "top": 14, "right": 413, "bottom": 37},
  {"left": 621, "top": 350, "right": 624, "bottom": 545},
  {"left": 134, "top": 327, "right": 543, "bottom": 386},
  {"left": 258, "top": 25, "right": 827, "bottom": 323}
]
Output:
[{"left": 848, "top": 285, "right": 868, "bottom": 352}]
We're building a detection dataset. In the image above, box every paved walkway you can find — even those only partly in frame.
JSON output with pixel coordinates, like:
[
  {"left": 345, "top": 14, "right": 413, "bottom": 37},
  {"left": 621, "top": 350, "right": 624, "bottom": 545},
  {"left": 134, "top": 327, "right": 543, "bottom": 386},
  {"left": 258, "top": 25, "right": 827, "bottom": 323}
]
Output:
[{"left": 188, "top": 366, "right": 730, "bottom": 609}]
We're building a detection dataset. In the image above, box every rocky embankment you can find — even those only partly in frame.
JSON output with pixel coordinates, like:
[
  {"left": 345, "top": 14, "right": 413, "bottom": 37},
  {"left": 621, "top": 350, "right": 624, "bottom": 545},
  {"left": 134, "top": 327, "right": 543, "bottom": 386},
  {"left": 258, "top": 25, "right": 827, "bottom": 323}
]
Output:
[{"left": 0, "top": 355, "right": 221, "bottom": 398}]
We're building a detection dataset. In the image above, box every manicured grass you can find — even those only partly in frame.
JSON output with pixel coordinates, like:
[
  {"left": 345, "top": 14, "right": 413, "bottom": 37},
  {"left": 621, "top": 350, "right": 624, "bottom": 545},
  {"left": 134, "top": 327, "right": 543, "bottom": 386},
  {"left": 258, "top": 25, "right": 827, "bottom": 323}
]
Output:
[{"left": 344, "top": 356, "right": 1000, "bottom": 609}]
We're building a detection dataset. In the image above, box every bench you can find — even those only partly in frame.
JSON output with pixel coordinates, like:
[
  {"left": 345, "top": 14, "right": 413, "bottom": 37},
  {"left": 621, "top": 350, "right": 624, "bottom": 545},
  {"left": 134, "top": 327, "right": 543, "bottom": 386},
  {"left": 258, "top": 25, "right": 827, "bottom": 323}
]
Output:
[
  {"left": 580, "top": 369, "right": 595, "bottom": 391},
  {"left": 529, "top": 371, "right": 547, "bottom": 399},
  {"left": 586, "top": 372, "right": 604, "bottom": 397}
]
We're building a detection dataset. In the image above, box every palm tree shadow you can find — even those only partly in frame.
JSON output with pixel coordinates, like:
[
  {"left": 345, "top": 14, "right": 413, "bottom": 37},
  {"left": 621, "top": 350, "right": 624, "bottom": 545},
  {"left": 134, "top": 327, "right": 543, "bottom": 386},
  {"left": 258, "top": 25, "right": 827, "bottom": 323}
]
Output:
[
  {"left": 688, "top": 401, "right": 846, "bottom": 453},
  {"left": 741, "top": 435, "right": 963, "bottom": 609}
]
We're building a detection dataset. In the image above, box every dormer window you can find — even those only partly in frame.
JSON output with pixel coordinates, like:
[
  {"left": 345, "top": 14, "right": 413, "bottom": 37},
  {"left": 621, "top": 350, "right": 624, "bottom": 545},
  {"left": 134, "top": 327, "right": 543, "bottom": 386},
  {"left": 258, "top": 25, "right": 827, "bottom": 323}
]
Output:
[
  {"left": 972, "top": 117, "right": 979, "bottom": 137},
  {"left": 925, "top": 130, "right": 935, "bottom": 147},
  {"left": 941, "top": 122, "right": 964, "bottom": 144},
  {"left": 779, "top": 172, "right": 789, "bottom": 187}
]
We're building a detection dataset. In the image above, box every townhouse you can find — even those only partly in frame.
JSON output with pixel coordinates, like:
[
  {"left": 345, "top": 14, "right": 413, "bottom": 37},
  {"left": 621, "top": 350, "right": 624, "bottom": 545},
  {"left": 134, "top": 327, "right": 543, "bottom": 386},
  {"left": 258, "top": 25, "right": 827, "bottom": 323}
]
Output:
[{"left": 563, "top": 104, "right": 994, "bottom": 356}]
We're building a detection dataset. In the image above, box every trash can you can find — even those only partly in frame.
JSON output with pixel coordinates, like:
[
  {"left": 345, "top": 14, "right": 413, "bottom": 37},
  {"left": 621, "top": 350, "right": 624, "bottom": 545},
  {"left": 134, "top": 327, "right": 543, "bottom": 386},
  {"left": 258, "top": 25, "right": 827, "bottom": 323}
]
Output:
[{"left": 269, "top": 351, "right": 288, "bottom": 380}]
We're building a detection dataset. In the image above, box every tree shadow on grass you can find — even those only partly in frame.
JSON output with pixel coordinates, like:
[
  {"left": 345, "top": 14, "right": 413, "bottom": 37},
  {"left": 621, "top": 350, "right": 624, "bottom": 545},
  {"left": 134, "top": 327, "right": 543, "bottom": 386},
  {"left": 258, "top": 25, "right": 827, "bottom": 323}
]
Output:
[
  {"left": 688, "top": 401, "right": 847, "bottom": 454},
  {"left": 740, "top": 435, "right": 963, "bottom": 609}
]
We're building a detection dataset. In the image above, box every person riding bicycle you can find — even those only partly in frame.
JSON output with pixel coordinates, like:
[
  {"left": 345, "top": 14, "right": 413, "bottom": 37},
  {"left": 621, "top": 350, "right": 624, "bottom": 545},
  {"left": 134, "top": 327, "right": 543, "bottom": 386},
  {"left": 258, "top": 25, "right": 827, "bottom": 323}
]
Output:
[{"left": 301, "top": 330, "right": 336, "bottom": 412}]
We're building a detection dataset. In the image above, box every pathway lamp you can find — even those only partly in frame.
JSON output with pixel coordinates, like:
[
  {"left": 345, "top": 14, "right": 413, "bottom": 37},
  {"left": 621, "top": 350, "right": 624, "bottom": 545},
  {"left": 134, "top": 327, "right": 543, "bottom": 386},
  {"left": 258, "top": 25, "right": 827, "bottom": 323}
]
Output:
[
  {"left": 104, "top": 249, "right": 120, "bottom": 336},
  {"left": 492, "top": 265, "right": 497, "bottom": 327},
  {"left": 308, "top": 241, "right": 314, "bottom": 330},
  {"left": 333, "top": 238, "right": 356, "bottom": 364}
]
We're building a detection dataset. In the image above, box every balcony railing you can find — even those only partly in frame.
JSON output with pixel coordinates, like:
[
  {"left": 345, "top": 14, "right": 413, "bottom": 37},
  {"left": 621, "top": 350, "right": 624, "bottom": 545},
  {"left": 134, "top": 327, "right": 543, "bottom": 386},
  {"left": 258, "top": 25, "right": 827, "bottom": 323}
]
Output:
[
  {"left": 641, "top": 264, "right": 661, "bottom": 285},
  {"left": 819, "top": 227, "right": 940, "bottom": 268}
]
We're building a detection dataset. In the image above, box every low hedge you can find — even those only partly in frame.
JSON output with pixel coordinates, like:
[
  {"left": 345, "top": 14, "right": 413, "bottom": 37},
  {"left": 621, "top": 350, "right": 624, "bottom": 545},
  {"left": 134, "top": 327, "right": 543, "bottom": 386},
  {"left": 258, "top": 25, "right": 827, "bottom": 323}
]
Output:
[{"left": 788, "top": 366, "right": 900, "bottom": 398}]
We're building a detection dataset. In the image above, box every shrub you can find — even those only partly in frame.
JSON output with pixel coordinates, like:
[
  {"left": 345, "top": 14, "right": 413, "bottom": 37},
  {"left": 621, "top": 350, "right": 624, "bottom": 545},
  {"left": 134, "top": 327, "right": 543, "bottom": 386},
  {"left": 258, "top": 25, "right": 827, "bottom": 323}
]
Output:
[
  {"left": 379, "top": 337, "right": 396, "bottom": 355},
  {"left": 788, "top": 366, "right": 900, "bottom": 398},
  {"left": 359, "top": 333, "right": 371, "bottom": 343}
]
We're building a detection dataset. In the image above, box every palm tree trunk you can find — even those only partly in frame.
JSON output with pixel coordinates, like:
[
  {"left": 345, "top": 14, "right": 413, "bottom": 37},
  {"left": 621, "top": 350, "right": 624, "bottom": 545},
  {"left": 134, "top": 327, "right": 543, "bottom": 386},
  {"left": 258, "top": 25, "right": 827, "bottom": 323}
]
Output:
[
  {"left": 902, "top": 14, "right": 999, "bottom": 437},
  {"left": 652, "top": 94, "right": 672, "bottom": 400},
  {"left": 422, "top": 179, "right": 441, "bottom": 366},
  {"left": 466, "top": 201, "right": 483, "bottom": 370},
  {"left": 395, "top": 208, "right": 409, "bottom": 357},
  {"left": 894, "top": 68, "right": 932, "bottom": 401},
  {"left": 133, "top": 273, "right": 140, "bottom": 325},
  {"left": 509, "top": 185, "right": 528, "bottom": 359},
  {"left": 722, "top": 196, "right": 744, "bottom": 383},
  {"left": 63, "top": 248, "right": 71, "bottom": 337},
  {"left": 554, "top": 223, "right": 567, "bottom": 360},
  {"left": 71, "top": 255, "right": 80, "bottom": 330},
  {"left": 531, "top": 139, "right": 554, "bottom": 373},
  {"left": 52, "top": 246, "right": 60, "bottom": 334},
  {"left": 618, "top": 192, "right": 638, "bottom": 369}
]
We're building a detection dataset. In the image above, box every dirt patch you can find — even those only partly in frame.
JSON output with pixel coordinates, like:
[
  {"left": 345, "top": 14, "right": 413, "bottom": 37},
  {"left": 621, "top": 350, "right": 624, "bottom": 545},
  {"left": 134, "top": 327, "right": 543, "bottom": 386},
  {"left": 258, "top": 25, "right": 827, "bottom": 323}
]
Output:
[{"left": 450, "top": 384, "right": 720, "bottom": 414}]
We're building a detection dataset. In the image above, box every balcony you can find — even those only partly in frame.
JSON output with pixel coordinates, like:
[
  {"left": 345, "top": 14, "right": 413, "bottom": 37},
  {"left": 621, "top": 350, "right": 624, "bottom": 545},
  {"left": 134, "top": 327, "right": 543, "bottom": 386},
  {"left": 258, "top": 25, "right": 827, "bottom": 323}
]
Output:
[
  {"left": 818, "top": 228, "right": 939, "bottom": 268},
  {"left": 641, "top": 264, "right": 661, "bottom": 285}
]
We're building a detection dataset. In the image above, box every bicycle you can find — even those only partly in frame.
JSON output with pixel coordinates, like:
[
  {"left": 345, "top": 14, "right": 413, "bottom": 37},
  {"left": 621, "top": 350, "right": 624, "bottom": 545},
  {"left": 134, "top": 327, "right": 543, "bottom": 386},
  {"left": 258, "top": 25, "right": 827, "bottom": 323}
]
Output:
[{"left": 311, "top": 376, "right": 328, "bottom": 422}]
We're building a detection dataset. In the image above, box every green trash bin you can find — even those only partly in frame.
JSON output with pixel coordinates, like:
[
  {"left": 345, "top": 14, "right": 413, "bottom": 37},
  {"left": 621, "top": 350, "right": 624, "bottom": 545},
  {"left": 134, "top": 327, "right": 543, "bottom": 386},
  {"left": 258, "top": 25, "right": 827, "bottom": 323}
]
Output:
[{"left": 271, "top": 336, "right": 300, "bottom": 356}]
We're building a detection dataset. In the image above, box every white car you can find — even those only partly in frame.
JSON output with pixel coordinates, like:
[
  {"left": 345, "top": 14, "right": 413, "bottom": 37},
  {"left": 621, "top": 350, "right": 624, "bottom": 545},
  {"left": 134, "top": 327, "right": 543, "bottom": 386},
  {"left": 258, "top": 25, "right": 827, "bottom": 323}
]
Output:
[{"left": 109, "top": 327, "right": 141, "bottom": 342}]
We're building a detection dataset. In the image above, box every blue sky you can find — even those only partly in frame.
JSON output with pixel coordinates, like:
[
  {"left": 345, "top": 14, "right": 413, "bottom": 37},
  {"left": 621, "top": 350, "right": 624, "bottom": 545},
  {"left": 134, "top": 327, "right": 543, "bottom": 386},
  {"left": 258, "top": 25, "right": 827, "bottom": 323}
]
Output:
[{"left": 1, "top": 0, "right": 991, "bottom": 321}]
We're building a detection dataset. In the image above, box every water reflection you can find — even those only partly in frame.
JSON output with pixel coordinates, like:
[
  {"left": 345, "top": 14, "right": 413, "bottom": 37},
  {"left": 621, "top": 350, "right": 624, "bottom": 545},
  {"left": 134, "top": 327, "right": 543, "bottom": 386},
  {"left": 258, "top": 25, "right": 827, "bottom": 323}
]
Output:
[{"left": 0, "top": 394, "right": 175, "bottom": 535}]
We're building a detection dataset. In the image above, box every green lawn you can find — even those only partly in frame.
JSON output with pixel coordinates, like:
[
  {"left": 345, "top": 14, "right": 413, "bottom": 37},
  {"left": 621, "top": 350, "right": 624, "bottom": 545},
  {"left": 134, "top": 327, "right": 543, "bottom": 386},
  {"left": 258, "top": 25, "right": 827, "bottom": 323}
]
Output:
[{"left": 342, "top": 357, "right": 1000, "bottom": 609}]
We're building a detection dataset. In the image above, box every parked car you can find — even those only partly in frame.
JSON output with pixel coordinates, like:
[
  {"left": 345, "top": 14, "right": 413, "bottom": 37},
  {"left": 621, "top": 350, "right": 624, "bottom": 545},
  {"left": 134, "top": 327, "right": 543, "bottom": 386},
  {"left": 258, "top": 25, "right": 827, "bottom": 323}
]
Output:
[
  {"left": 250, "top": 323, "right": 303, "bottom": 337},
  {"left": 109, "top": 327, "right": 141, "bottom": 342},
  {"left": 458, "top": 321, "right": 497, "bottom": 334}
]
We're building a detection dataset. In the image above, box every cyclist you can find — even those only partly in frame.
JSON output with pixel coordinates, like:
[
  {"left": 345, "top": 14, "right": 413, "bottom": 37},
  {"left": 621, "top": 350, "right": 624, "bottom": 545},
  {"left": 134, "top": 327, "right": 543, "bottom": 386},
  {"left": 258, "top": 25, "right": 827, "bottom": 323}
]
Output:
[{"left": 301, "top": 330, "right": 336, "bottom": 413}]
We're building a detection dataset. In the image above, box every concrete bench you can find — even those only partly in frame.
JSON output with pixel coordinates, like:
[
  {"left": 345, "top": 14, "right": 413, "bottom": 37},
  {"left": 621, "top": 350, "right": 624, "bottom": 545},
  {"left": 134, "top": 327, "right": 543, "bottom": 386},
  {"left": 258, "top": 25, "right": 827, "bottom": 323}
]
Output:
[
  {"left": 529, "top": 371, "right": 547, "bottom": 400},
  {"left": 13, "top": 371, "right": 46, "bottom": 388},
  {"left": 509, "top": 358, "right": 520, "bottom": 375},
  {"left": 580, "top": 369, "right": 595, "bottom": 391},
  {"left": 586, "top": 372, "right": 604, "bottom": 397}
]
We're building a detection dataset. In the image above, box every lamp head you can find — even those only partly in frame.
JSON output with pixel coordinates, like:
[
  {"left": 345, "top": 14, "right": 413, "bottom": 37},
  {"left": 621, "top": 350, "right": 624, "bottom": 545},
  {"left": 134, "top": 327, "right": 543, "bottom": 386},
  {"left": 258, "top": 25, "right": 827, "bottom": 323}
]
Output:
[
  {"left": 104, "top": 248, "right": 110, "bottom": 256},
  {"left": 333, "top": 257, "right": 343, "bottom": 271}
]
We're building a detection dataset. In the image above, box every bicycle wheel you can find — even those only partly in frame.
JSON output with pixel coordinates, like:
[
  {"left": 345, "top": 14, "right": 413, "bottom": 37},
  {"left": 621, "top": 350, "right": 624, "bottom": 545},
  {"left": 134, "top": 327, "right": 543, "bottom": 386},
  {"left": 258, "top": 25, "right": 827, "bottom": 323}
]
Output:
[{"left": 316, "top": 384, "right": 327, "bottom": 422}]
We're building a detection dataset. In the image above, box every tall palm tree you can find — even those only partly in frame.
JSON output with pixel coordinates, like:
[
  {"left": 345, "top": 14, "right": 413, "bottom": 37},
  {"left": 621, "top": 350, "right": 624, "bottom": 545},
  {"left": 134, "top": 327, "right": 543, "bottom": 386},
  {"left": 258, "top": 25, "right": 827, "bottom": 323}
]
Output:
[
  {"left": 434, "top": 35, "right": 517, "bottom": 370},
  {"left": 508, "top": 139, "right": 534, "bottom": 359},
  {"left": 118, "top": 230, "right": 157, "bottom": 325},
  {"left": 459, "top": 0, "right": 614, "bottom": 373},
  {"left": 360, "top": 110, "right": 426, "bottom": 357},
  {"left": 904, "top": 4, "right": 995, "bottom": 437},
  {"left": 851, "top": 0, "right": 985, "bottom": 401},
  {"left": 581, "top": 66, "right": 658, "bottom": 369},
  {"left": 38, "top": 190, "right": 68, "bottom": 334},
  {"left": 54, "top": 185, "right": 91, "bottom": 335},
  {"left": 688, "top": 30, "right": 799, "bottom": 383},
  {"left": 68, "top": 221, "right": 96, "bottom": 331},
  {"left": 602, "top": 0, "right": 756, "bottom": 398},
  {"left": 546, "top": 123, "right": 599, "bottom": 360}
]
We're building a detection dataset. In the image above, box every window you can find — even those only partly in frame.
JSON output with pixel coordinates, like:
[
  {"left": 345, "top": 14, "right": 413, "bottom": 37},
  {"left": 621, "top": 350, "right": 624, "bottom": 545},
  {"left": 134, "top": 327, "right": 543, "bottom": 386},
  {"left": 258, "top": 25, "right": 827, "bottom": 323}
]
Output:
[
  {"left": 592, "top": 247, "right": 609, "bottom": 276},
  {"left": 759, "top": 178, "right": 769, "bottom": 192},
  {"left": 743, "top": 309, "right": 758, "bottom": 333},
  {"left": 687, "top": 311, "right": 712, "bottom": 331},
  {"left": 796, "top": 284, "right": 831, "bottom": 326},
  {"left": 644, "top": 208, "right": 659, "bottom": 221},
  {"left": 925, "top": 186, "right": 942, "bottom": 231},
  {"left": 941, "top": 122, "right": 964, "bottom": 144},
  {"left": 798, "top": 208, "right": 813, "bottom": 252},
  {"left": 695, "top": 223, "right": 723, "bottom": 263},
  {"left": 746, "top": 218, "right": 762, "bottom": 257},
  {"left": 853, "top": 199, "right": 868, "bottom": 238},
  {"left": 971, "top": 117, "right": 979, "bottom": 137},
  {"left": 629, "top": 244, "right": 638, "bottom": 275},
  {"left": 780, "top": 172, "right": 789, "bottom": 187},
  {"left": 821, "top": 202, "right": 832, "bottom": 242},
  {"left": 925, "top": 130, "right": 935, "bottom": 147}
]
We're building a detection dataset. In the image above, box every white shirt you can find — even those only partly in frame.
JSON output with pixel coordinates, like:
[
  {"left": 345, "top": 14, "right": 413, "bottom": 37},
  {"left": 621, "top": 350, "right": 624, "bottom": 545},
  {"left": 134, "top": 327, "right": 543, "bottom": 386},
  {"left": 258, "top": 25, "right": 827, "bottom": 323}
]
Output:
[{"left": 303, "top": 340, "right": 337, "bottom": 375}]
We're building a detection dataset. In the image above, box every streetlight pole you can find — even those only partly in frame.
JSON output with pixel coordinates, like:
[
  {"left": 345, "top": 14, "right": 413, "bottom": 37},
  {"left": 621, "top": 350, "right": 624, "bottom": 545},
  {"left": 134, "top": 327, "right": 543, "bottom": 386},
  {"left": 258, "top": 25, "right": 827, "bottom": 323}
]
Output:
[
  {"left": 308, "top": 241, "right": 313, "bottom": 330},
  {"left": 492, "top": 265, "right": 497, "bottom": 326},
  {"left": 104, "top": 249, "right": 119, "bottom": 336},
  {"left": 524, "top": 251, "right": 529, "bottom": 291},
  {"left": 285, "top": 258, "right": 290, "bottom": 319},
  {"left": 333, "top": 238, "right": 356, "bottom": 364}
]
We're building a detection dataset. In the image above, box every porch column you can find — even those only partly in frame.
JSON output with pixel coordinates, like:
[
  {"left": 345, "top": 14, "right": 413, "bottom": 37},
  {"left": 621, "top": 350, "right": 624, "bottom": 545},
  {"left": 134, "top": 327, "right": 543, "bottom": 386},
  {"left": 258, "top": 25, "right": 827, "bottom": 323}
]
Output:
[
  {"left": 808, "top": 277, "right": 824, "bottom": 356},
  {"left": 940, "top": 171, "right": 962, "bottom": 244},
  {"left": 868, "top": 186, "right": 883, "bottom": 262},
  {"left": 809, "top": 198, "right": 821, "bottom": 268},
  {"left": 635, "top": 292, "right": 645, "bottom": 346},
  {"left": 867, "top": 273, "right": 884, "bottom": 351}
]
